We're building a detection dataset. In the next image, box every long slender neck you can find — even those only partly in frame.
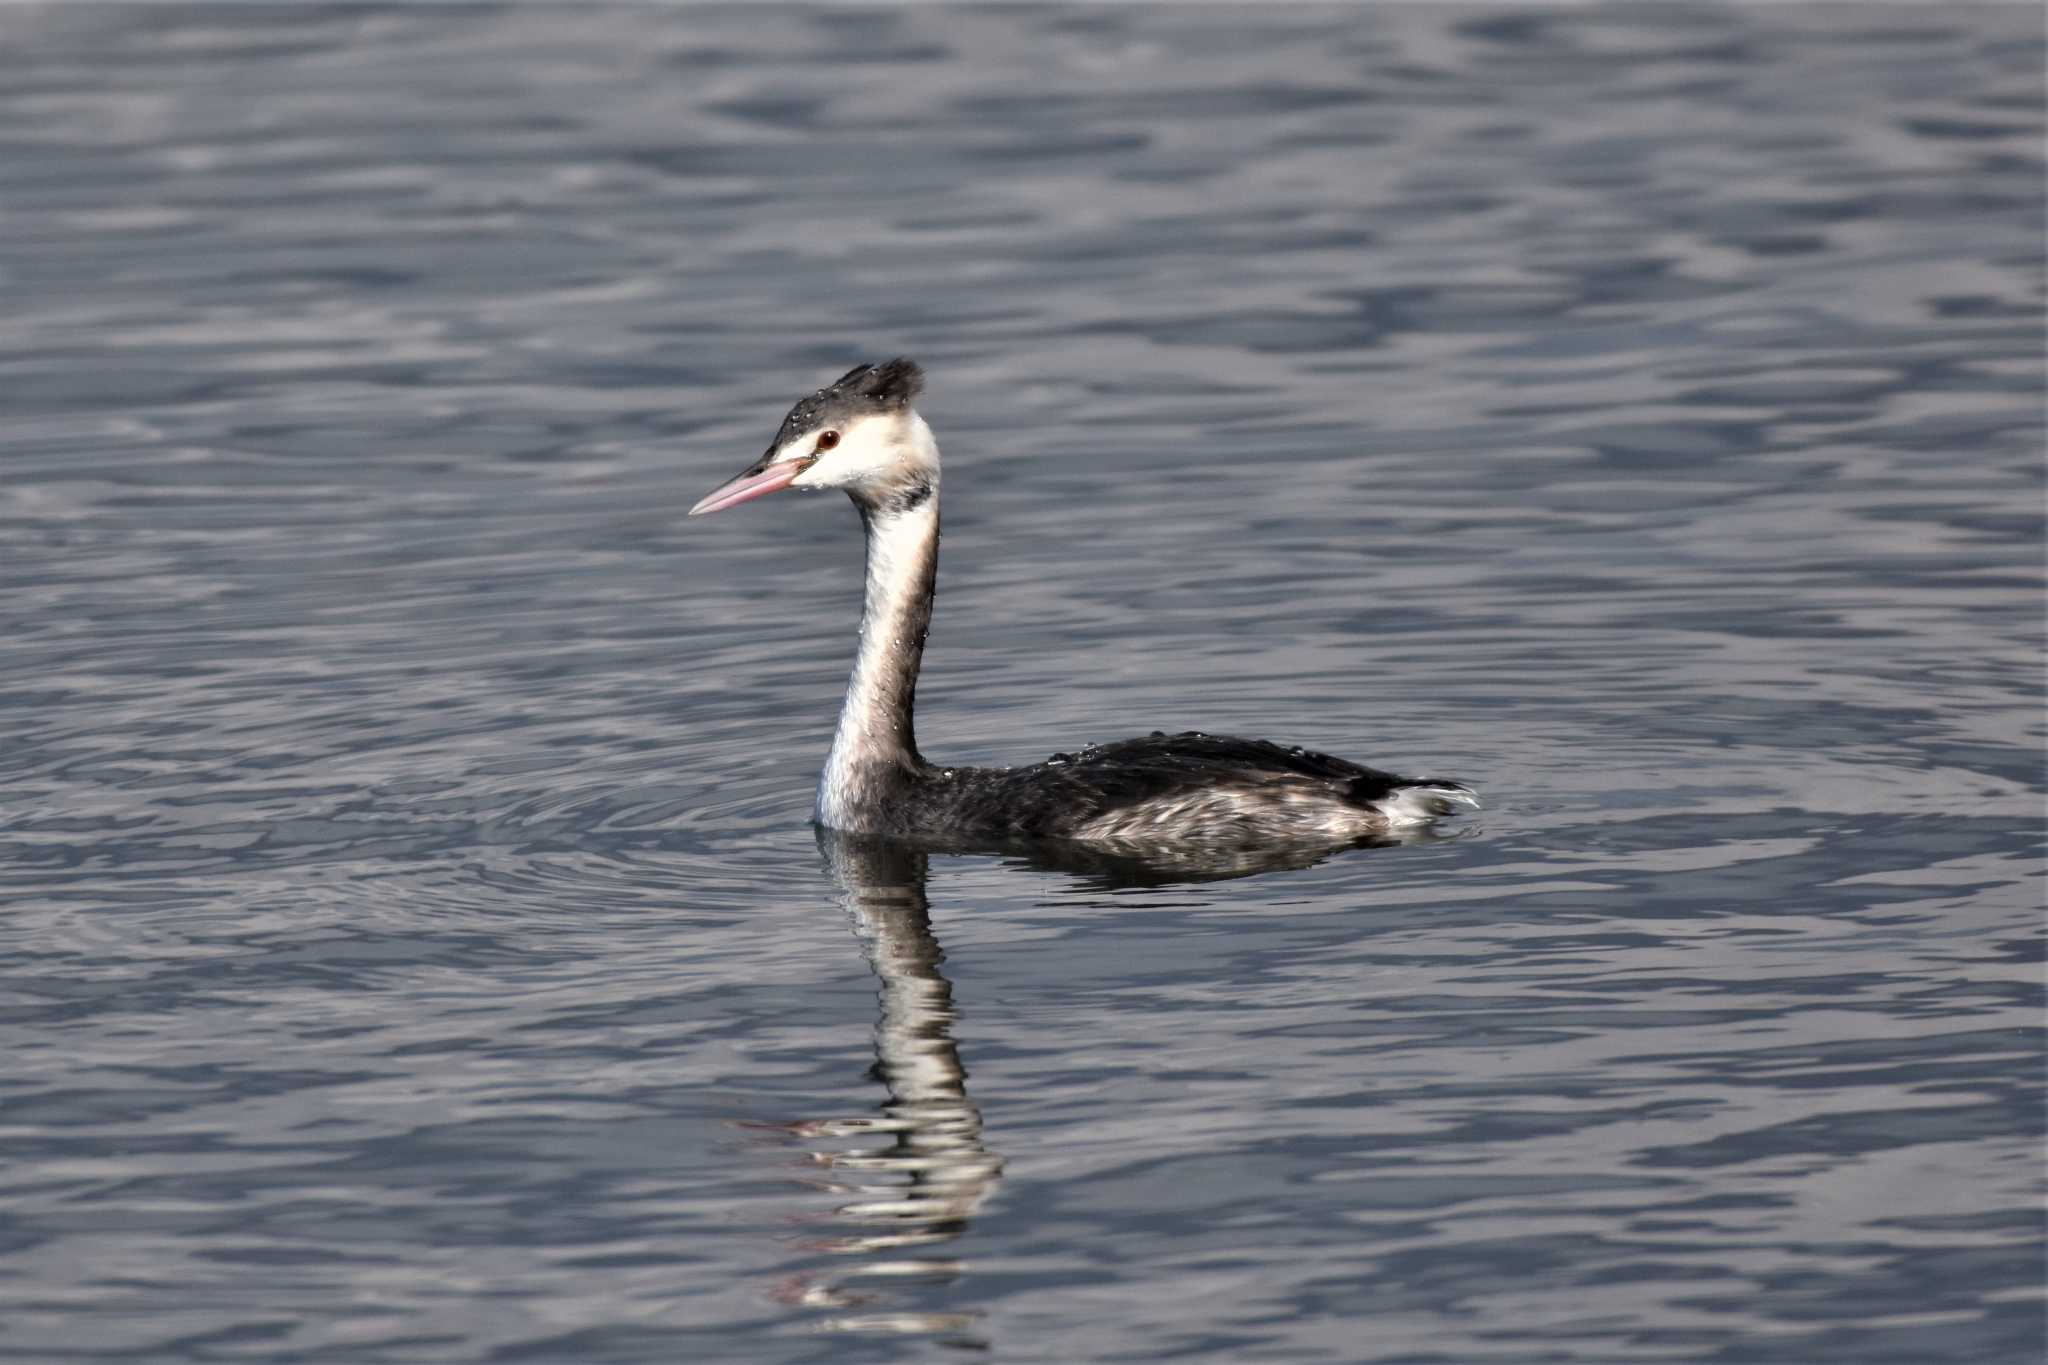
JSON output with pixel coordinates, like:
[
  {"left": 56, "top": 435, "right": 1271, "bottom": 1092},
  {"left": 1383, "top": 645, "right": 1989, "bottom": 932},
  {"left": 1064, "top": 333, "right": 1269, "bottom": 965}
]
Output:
[{"left": 815, "top": 485, "right": 939, "bottom": 828}]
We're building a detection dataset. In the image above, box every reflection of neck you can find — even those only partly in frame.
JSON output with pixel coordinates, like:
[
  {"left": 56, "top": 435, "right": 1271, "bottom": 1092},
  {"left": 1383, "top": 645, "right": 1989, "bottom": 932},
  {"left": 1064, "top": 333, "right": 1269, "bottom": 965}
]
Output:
[
  {"left": 815, "top": 495, "right": 939, "bottom": 828},
  {"left": 864, "top": 892, "right": 966, "bottom": 1114},
  {"left": 818, "top": 832, "right": 1002, "bottom": 1252}
]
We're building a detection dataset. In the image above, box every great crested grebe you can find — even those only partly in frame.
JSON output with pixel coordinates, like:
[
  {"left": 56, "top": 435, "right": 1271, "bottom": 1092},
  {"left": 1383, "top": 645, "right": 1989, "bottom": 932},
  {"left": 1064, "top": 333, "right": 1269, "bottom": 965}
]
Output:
[{"left": 691, "top": 360, "right": 1477, "bottom": 848}]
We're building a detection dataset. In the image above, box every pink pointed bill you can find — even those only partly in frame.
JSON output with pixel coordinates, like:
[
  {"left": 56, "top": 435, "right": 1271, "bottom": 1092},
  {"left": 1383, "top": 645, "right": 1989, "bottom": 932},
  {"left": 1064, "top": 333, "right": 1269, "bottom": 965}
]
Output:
[{"left": 688, "top": 460, "right": 803, "bottom": 516}]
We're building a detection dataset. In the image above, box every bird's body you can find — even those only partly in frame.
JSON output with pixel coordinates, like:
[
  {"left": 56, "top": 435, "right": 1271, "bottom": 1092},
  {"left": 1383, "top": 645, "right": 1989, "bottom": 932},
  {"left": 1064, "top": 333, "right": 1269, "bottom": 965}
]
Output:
[
  {"left": 837, "top": 731, "right": 1474, "bottom": 845},
  {"left": 691, "top": 360, "right": 1476, "bottom": 852}
]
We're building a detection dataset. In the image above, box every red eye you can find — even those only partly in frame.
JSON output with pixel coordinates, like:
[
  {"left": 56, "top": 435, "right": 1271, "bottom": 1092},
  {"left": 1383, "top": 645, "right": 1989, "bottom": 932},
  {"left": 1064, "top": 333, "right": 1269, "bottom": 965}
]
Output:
[{"left": 815, "top": 430, "right": 840, "bottom": 452}]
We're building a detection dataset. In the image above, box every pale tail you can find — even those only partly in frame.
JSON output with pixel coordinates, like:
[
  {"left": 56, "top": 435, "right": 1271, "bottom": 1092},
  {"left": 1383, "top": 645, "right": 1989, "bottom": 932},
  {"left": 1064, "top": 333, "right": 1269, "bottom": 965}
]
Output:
[{"left": 1371, "top": 781, "right": 1480, "bottom": 828}]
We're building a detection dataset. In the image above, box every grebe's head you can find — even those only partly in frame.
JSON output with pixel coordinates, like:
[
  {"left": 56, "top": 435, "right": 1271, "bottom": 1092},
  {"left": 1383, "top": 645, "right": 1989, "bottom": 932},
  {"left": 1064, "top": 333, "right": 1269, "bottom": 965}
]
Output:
[{"left": 690, "top": 358, "right": 938, "bottom": 517}]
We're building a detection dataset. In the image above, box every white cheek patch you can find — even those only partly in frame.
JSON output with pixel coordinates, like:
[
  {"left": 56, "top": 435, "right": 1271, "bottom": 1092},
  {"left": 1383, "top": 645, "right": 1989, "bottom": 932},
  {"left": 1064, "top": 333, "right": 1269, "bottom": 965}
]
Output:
[{"left": 790, "top": 413, "right": 923, "bottom": 490}]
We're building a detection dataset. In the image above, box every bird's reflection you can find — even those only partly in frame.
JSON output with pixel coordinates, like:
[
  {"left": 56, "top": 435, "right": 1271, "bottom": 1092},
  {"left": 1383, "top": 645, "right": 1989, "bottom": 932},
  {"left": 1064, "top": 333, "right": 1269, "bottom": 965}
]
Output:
[
  {"left": 765, "top": 825, "right": 1456, "bottom": 1340},
  {"left": 765, "top": 830, "right": 1002, "bottom": 1341}
]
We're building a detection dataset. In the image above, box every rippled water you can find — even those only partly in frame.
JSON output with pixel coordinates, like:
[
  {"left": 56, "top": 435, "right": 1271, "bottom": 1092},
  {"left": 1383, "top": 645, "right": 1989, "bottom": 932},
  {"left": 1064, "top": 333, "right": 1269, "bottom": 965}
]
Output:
[{"left": 3, "top": 6, "right": 2043, "bottom": 1362}]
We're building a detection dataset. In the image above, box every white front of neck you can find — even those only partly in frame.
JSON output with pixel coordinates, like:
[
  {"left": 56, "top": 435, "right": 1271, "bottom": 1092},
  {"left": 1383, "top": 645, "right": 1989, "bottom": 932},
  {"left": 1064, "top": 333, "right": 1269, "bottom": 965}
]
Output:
[{"left": 815, "top": 494, "right": 940, "bottom": 828}]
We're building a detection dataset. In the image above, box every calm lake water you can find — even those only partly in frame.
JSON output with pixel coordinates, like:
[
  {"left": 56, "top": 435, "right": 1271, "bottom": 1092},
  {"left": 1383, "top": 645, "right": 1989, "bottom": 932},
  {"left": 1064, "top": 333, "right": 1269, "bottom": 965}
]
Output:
[{"left": 3, "top": 5, "right": 2043, "bottom": 1362}]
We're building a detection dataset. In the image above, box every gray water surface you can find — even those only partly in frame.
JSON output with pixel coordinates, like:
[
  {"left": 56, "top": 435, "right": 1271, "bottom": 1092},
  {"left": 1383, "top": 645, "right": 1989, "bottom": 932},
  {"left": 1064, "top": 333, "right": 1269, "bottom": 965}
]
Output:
[{"left": 2, "top": 6, "right": 2043, "bottom": 1362}]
